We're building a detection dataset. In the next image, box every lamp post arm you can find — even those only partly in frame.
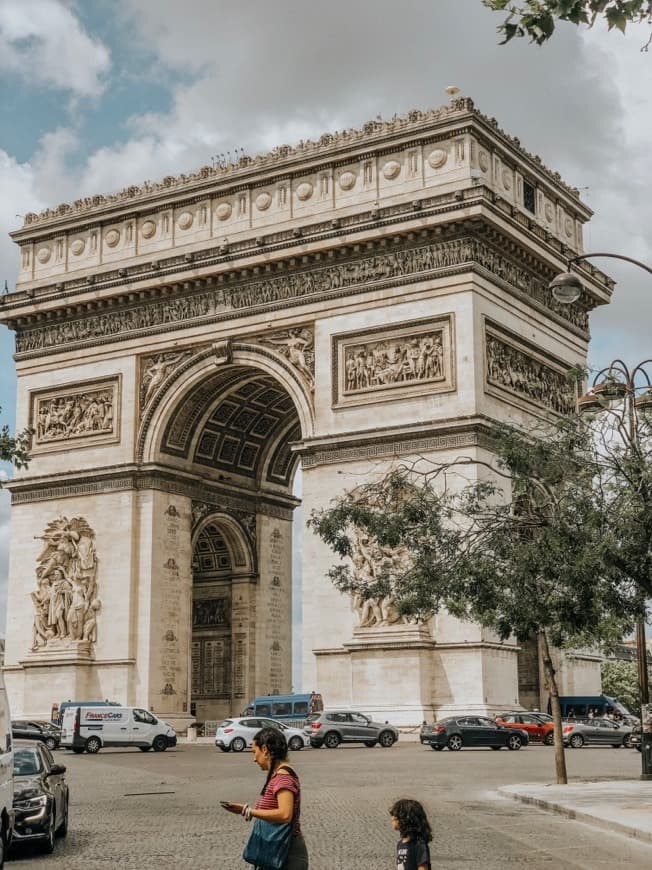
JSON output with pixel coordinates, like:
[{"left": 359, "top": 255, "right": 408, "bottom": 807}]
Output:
[{"left": 569, "top": 253, "right": 652, "bottom": 275}]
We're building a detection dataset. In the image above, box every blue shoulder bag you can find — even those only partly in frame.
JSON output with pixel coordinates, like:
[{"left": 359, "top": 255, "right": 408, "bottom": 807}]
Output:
[{"left": 242, "top": 817, "right": 292, "bottom": 869}]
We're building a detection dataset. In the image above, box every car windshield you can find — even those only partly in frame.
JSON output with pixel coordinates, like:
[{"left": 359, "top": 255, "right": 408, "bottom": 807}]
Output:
[
  {"left": 14, "top": 748, "right": 42, "bottom": 776},
  {"left": 219, "top": 720, "right": 233, "bottom": 728}
]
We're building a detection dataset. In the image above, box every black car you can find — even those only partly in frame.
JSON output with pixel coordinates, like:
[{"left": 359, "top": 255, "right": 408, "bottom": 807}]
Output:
[
  {"left": 12, "top": 741, "right": 69, "bottom": 855},
  {"left": 12, "top": 720, "right": 61, "bottom": 750},
  {"left": 420, "top": 716, "right": 530, "bottom": 751}
]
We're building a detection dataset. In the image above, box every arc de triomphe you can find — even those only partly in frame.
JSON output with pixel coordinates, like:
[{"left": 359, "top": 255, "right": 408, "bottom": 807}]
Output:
[{"left": 0, "top": 98, "right": 610, "bottom": 728}]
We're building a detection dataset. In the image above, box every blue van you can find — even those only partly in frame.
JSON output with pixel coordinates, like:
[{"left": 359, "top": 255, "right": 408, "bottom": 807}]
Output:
[
  {"left": 550, "top": 695, "right": 633, "bottom": 719},
  {"left": 242, "top": 692, "right": 324, "bottom": 722}
]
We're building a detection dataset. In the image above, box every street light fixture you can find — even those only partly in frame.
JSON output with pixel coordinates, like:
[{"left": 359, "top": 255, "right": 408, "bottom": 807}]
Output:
[{"left": 550, "top": 252, "right": 652, "bottom": 781}]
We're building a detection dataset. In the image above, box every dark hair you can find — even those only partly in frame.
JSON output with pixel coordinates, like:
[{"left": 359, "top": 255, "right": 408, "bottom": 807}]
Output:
[
  {"left": 389, "top": 799, "right": 432, "bottom": 843},
  {"left": 253, "top": 727, "right": 290, "bottom": 794}
]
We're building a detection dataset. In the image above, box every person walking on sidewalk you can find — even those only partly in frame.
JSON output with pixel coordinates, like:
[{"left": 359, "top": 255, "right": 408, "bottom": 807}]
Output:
[
  {"left": 222, "top": 727, "right": 309, "bottom": 869},
  {"left": 390, "top": 798, "right": 432, "bottom": 870}
]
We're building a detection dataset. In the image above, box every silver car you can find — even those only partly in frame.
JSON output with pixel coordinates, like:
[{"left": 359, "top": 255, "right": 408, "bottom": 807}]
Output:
[
  {"left": 304, "top": 710, "right": 399, "bottom": 748},
  {"left": 563, "top": 717, "right": 634, "bottom": 748},
  {"left": 215, "top": 716, "right": 310, "bottom": 752}
]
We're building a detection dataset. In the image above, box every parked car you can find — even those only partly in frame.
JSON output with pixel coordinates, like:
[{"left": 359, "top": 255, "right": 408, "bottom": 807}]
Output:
[
  {"left": 420, "top": 716, "right": 529, "bottom": 751},
  {"left": 215, "top": 717, "right": 310, "bottom": 752},
  {"left": 304, "top": 711, "right": 399, "bottom": 749},
  {"left": 12, "top": 721, "right": 61, "bottom": 751},
  {"left": 563, "top": 718, "right": 634, "bottom": 748},
  {"left": 495, "top": 712, "right": 555, "bottom": 745},
  {"left": 11, "top": 741, "right": 68, "bottom": 855}
]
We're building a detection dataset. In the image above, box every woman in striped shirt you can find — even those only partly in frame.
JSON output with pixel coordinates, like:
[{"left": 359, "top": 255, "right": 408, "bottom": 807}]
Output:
[{"left": 223, "top": 727, "right": 309, "bottom": 869}]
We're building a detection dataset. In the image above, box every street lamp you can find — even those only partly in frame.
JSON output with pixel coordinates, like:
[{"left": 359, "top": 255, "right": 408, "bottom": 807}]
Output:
[{"left": 549, "top": 253, "right": 652, "bottom": 781}]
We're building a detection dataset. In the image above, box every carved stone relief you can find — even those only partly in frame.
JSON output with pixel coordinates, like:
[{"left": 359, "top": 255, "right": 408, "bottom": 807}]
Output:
[
  {"left": 139, "top": 350, "right": 195, "bottom": 413},
  {"left": 333, "top": 316, "right": 454, "bottom": 407},
  {"left": 349, "top": 528, "right": 409, "bottom": 629},
  {"left": 31, "top": 378, "right": 120, "bottom": 451},
  {"left": 14, "top": 236, "right": 588, "bottom": 355},
  {"left": 256, "top": 327, "right": 314, "bottom": 389},
  {"left": 30, "top": 516, "right": 101, "bottom": 651},
  {"left": 192, "top": 597, "right": 229, "bottom": 628},
  {"left": 485, "top": 325, "right": 575, "bottom": 415}
]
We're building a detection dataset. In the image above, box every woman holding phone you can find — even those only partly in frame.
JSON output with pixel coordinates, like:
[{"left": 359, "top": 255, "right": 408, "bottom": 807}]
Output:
[{"left": 222, "top": 727, "right": 309, "bottom": 869}]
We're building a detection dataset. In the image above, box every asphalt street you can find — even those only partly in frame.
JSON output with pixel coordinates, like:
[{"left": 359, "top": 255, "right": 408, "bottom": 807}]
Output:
[{"left": 9, "top": 741, "right": 652, "bottom": 869}]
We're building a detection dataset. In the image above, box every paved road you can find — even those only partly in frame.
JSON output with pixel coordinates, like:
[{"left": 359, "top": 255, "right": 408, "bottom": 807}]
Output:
[{"left": 10, "top": 742, "right": 652, "bottom": 869}]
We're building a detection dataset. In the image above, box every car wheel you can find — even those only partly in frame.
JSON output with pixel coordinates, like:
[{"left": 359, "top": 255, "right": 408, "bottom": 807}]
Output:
[
  {"left": 152, "top": 735, "right": 168, "bottom": 752},
  {"left": 72, "top": 747, "right": 85, "bottom": 754},
  {"left": 139, "top": 746, "right": 152, "bottom": 752},
  {"left": 45, "top": 736, "right": 58, "bottom": 751},
  {"left": 569, "top": 734, "right": 584, "bottom": 748},
  {"left": 364, "top": 740, "right": 377, "bottom": 748},
  {"left": 231, "top": 737, "right": 247, "bottom": 753},
  {"left": 41, "top": 804, "right": 56, "bottom": 854},
  {"left": 218, "top": 745, "right": 230, "bottom": 753},
  {"left": 288, "top": 736, "right": 303, "bottom": 751},
  {"left": 378, "top": 731, "right": 395, "bottom": 748},
  {"left": 85, "top": 736, "right": 101, "bottom": 754},
  {"left": 491, "top": 746, "right": 502, "bottom": 751},
  {"left": 447, "top": 735, "right": 463, "bottom": 751},
  {"left": 324, "top": 732, "right": 341, "bottom": 749},
  {"left": 57, "top": 795, "right": 68, "bottom": 838},
  {"left": 432, "top": 745, "right": 443, "bottom": 751},
  {"left": 544, "top": 732, "right": 554, "bottom": 746},
  {"left": 507, "top": 735, "right": 522, "bottom": 751},
  {"left": 623, "top": 734, "right": 633, "bottom": 748}
]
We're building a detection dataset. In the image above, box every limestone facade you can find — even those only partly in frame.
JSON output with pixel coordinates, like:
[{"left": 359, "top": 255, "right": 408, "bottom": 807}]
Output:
[{"left": 0, "top": 98, "right": 612, "bottom": 727}]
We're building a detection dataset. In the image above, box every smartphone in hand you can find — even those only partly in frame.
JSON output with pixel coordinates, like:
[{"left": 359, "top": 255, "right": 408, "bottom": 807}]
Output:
[{"left": 219, "top": 800, "right": 233, "bottom": 809}]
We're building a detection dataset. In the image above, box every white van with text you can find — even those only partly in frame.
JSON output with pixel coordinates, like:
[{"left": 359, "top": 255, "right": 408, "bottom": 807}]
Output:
[{"left": 61, "top": 706, "right": 177, "bottom": 754}]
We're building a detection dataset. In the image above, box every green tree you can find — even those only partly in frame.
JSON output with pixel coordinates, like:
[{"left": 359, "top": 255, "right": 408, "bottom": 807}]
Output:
[
  {"left": 483, "top": 1, "right": 652, "bottom": 46},
  {"left": 309, "top": 415, "right": 645, "bottom": 784},
  {"left": 602, "top": 657, "right": 651, "bottom": 712},
  {"left": 0, "top": 406, "right": 31, "bottom": 481}
]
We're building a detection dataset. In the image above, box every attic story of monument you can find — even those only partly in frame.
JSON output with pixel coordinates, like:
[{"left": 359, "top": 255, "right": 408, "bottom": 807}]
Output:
[{"left": 0, "top": 97, "right": 612, "bottom": 727}]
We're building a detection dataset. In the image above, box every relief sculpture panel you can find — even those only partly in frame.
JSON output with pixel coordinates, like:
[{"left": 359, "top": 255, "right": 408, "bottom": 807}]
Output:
[
  {"left": 485, "top": 324, "right": 575, "bottom": 415},
  {"left": 333, "top": 316, "right": 454, "bottom": 407},
  {"left": 31, "top": 377, "right": 120, "bottom": 452},
  {"left": 30, "top": 516, "right": 101, "bottom": 652}
]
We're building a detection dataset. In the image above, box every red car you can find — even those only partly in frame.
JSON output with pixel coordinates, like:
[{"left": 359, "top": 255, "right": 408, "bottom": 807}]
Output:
[{"left": 495, "top": 712, "right": 555, "bottom": 745}]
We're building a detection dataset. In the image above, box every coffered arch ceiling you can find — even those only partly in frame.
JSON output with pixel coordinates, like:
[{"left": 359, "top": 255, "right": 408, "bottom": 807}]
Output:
[{"left": 160, "top": 366, "right": 301, "bottom": 490}]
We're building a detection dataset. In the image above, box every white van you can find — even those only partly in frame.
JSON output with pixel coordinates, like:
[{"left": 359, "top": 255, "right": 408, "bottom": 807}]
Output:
[
  {"left": 0, "top": 677, "right": 13, "bottom": 868},
  {"left": 61, "top": 706, "right": 177, "bottom": 754}
]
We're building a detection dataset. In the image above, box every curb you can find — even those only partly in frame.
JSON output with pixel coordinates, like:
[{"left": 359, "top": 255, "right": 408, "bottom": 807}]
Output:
[{"left": 497, "top": 787, "right": 652, "bottom": 846}]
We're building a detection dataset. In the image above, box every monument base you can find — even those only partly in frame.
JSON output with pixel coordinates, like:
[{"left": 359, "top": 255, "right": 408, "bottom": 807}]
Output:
[{"left": 22, "top": 639, "right": 94, "bottom": 665}]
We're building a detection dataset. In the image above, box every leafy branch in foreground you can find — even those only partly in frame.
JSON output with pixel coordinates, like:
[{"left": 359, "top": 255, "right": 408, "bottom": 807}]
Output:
[{"left": 0, "top": 406, "right": 32, "bottom": 480}]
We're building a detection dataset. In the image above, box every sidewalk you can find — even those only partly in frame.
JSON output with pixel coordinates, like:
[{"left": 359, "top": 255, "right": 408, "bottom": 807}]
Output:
[{"left": 498, "top": 780, "right": 652, "bottom": 845}]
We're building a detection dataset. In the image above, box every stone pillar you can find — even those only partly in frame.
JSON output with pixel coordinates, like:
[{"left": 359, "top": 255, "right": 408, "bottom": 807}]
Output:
[
  {"left": 255, "top": 514, "right": 293, "bottom": 696},
  {"left": 231, "top": 576, "right": 258, "bottom": 715}
]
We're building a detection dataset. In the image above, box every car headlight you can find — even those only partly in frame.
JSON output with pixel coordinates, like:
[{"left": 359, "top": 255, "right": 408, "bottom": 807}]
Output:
[{"left": 15, "top": 794, "right": 47, "bottom": 810}]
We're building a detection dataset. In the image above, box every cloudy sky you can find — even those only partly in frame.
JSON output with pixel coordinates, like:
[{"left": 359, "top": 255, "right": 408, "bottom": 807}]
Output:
[{"left": 0, "top": 0, "right": 650, "bottom": 633}]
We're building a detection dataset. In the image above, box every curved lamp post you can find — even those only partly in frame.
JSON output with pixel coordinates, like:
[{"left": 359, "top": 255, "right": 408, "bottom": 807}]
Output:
[{"left": 549, "top": 253, "right": 652, "bottom": 781}]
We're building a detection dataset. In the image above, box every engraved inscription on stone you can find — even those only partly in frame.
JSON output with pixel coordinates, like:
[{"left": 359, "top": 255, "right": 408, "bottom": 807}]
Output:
[
  {"left": 31, "top": 378, "right": 119, "bottom": 449},
  {"left": 333, "top": 316, "right": 454, "bottom": 406},
  {"left": 485, "top": 326, "right": 575, "bottom": 415},
  {"left": 267, "top": 528, "right": 284, "bottom": 694},
  {"left": 30, "top": 516, "right": 101, "bottom": 652}
]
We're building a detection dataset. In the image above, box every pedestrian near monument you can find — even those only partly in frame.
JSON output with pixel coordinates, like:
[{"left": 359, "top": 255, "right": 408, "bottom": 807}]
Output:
[
  {"left": 390, "top": 798, "right": 432, "bottom": 870},
  {"left": 221, "top": 727, "right": 308, "bottom": 869}
]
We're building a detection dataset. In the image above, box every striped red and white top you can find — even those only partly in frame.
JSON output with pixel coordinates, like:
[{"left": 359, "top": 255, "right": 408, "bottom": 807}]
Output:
[{"left": 255, "top": 767, "right": 301, "bottom": 834}]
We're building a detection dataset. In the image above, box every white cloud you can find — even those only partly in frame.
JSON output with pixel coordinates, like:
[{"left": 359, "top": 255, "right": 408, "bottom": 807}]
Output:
[{"left": 0, "top": 0, "right": 111, "bottom": 97}]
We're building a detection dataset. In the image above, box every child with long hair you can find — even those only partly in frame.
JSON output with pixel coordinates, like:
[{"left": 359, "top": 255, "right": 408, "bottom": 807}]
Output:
[{"left": 389, "top": 798, "right": 432, "bottom": 870}]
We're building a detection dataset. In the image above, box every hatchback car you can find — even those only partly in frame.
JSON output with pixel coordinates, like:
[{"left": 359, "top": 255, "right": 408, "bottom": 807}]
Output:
[
  {"left": 495, "top": 712, "right": 555, "bottom": 745},
  {"left": 304, "top": 711, "right": 399, "bottom": 748},
  {"left": 11, "top": 741, "right": 69, "bottom": 855},
  {"left": 420, "top": 716, "right": 529, "bottom": 751},
  {"left": 215, "top": 717, "right": 309, "bottom": 752},
  {"left": 563, "top": 718, "right": 634, "bottom": 748},
  {"left": 12, "top": 721, "right": 61, "bottom": 751}
]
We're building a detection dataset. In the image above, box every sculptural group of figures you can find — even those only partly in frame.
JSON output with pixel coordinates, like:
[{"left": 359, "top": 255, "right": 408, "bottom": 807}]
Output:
[
  {"left": 345, "top": 332, "right": 444, "bottom": 392},
  {"left": 350, "top": 529, "right": 410, "bottom": 628},
  {"left": 36, "top": 391, "right": 113, "bottom": 442},
  {"left": 31, "top": 517, "right": 101, "bottom": 650}
]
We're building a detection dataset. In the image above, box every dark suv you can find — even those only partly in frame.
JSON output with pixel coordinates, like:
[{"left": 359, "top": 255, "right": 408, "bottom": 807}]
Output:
[
  {"left": 304, "top": 711, "right": 399, "bottom": 748},
  {"left": 12, "top": 720, "right": 61, "bottom": 750}
]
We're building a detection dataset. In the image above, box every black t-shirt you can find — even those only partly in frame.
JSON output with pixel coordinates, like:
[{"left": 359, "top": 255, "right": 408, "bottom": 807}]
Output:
[{"left": 396, "top": 838, "right": 431, "bottom": 870}]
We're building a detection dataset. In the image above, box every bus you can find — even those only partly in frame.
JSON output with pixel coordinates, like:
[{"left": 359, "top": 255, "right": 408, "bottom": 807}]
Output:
[
  {"left": 242, "top": 692, "right": 324, "bottom": 722},
  {"left": 549, "top": 695, "right": 633, "bottom": 720}
]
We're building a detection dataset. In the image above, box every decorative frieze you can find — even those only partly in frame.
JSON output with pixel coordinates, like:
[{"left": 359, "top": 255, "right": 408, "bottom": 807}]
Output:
[
  {"left": 13, "top": 236, "right": 588, "bottom": 356},
  {"left": 31, "top": 377, "right": 120, "bottom": 452},
  {"left": 484, "top": 323, "right": 575, "bottom": 415},
  {"left": 332, "top": 316, "right": 454, "bottom": 407},
  {"left": 30, "top": 516, "right": 101, "bottom": 653}
]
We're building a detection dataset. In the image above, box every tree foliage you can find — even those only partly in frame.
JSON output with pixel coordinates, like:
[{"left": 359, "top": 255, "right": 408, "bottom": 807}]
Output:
[
  {"left": 483, "top": 1, "right": 652, "bottom": 46},
  {"left": 0, "top": 406, "right": 31, "bottom": 483},
  {"left": 601, "top": 657, "right": 651, "bottom": 712}
]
